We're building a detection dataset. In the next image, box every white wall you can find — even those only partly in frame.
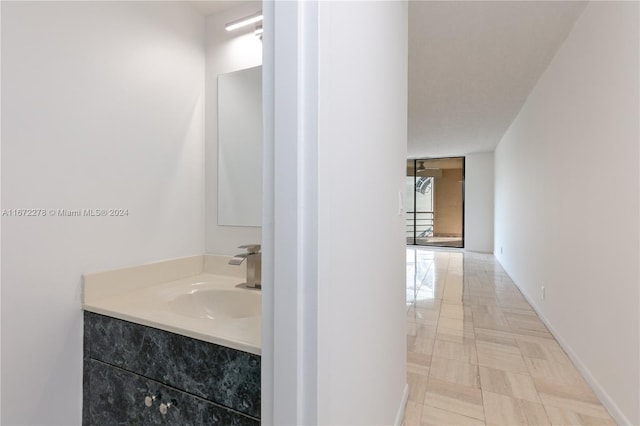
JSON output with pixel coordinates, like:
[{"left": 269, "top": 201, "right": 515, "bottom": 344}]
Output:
[
  {"left": 494, "top": 2, "right": 639, "bottom": 424},
  {"left": 0, "top": 3, "right": 4, "bottom": 420},
  {"left": 316, "top": 2, "right": 408, "bottom": 423},
  {"left": 262, "top": 1, "right": 408, "bottom": 423},
  {"left": 465, "top": 152, "right": 494, "bottom": 253},
  {"left": 205, "top": 2, "right": 262, "bottom": 255},
  {"left": 1, "top": 2, "right": 205, "bottom": 424}
]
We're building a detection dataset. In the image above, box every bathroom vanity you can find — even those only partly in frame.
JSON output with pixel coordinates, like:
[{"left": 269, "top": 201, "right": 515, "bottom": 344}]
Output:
[{"left": 81, "top": 255, "right": 261, "bottom": 425}]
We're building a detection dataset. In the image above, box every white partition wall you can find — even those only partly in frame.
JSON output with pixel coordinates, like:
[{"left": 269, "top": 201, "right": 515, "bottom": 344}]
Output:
[
  {"left": 316, "top": 2, "right": 408, "bottom": 423},
  {"left": 262, "top": 1, "right": 409, "bottom": 424}
]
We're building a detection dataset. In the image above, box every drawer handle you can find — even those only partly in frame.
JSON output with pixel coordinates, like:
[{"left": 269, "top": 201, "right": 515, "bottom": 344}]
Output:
[
  {"left": 159, "top": 399, "right": 178, "bottom": 416},
  {"left": 144, "top": 392, "right": 161, "bottom": 407},
  {"left": 159, "top": 402, "right": 171, "bottom": 415},
  {"left": 144, "top": 396, "right": 154, "bottom": 407}
]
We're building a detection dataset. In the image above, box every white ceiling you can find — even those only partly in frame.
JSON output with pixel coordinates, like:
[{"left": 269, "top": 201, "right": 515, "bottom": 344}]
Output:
[
  {"left": 408, "top": 1, "right": 587, "bottom": 158},
  {"left": 185, "top": 0, "right": 247, "bottom": 16},
  {"left": 187, "top": 1, "right": 587, "bottom": 158}
]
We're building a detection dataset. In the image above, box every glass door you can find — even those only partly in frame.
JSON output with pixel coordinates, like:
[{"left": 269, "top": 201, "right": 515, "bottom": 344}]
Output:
[{"left": 406, "top": 158, "right": 464, "bottom": 248}]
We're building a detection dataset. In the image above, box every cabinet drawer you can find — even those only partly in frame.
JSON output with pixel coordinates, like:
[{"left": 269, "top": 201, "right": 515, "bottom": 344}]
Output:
[
  {"left": 87, "top": 359, "right": 259, "bottom": 426},
  {"left": 85, "top": 312, "right": 260, "bottom": 418}
]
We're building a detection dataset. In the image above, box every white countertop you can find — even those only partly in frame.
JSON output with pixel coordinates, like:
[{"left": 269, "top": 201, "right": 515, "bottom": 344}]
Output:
[{"left": 82, "top": 255, "right": 261, "bottom": 355}]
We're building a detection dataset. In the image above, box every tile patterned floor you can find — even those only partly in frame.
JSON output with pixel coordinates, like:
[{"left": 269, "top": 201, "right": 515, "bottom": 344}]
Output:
[{"left": 403, "top": 248, "right": 615, "bottom": 426}]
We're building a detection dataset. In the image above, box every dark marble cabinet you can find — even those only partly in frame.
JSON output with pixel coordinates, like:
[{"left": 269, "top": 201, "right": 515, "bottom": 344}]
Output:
[{"left": 83, "top": 312, "right": 260, "bottom": 426}]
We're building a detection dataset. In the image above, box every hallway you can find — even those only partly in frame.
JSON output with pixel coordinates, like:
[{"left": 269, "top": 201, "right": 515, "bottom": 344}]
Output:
[{"left": 403, "top": 248, "right": 615, "bottom": 425}]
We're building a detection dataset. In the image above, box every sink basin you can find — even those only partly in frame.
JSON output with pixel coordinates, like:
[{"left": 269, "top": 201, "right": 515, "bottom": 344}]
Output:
[{"left": 169, "top": 289, "right": 261, "bottom": 320}]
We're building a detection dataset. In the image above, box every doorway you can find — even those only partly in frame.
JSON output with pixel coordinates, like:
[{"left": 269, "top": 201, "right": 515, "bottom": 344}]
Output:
[{"left": 406, "top": 157, "right": 465, "bottom": 248}]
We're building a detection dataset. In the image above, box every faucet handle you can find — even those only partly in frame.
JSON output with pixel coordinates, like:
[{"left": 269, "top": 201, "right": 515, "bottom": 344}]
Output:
[{"left": 239, "top": 244, "right": 261, "bottom": 254}]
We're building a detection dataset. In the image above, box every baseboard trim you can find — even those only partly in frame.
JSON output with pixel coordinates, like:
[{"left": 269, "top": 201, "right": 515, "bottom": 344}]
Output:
[
  {"left": 394, "top": 384, "right": 409, "bottom": 426},
  {"left": 496, "top": 258, "right": 632, "bottom": 426}
]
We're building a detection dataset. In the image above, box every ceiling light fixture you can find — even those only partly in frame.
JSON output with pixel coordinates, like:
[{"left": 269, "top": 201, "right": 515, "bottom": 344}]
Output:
[
  {"left": 225, "top": 11, "right": 263, "bottom": 32},
  {"left": 254, "top": 23, "right": 263, "bottom": 37}
]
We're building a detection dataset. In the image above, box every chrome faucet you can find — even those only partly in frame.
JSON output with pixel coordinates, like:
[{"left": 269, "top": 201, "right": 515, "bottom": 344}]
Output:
[{"left": 229, "top": 244, "right": 261, "bottom": 289}]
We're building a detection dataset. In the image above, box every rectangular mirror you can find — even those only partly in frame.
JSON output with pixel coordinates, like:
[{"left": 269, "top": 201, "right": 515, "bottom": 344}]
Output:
[{"left": 217, "top": 65, "right": 262, "bottom": 227}]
